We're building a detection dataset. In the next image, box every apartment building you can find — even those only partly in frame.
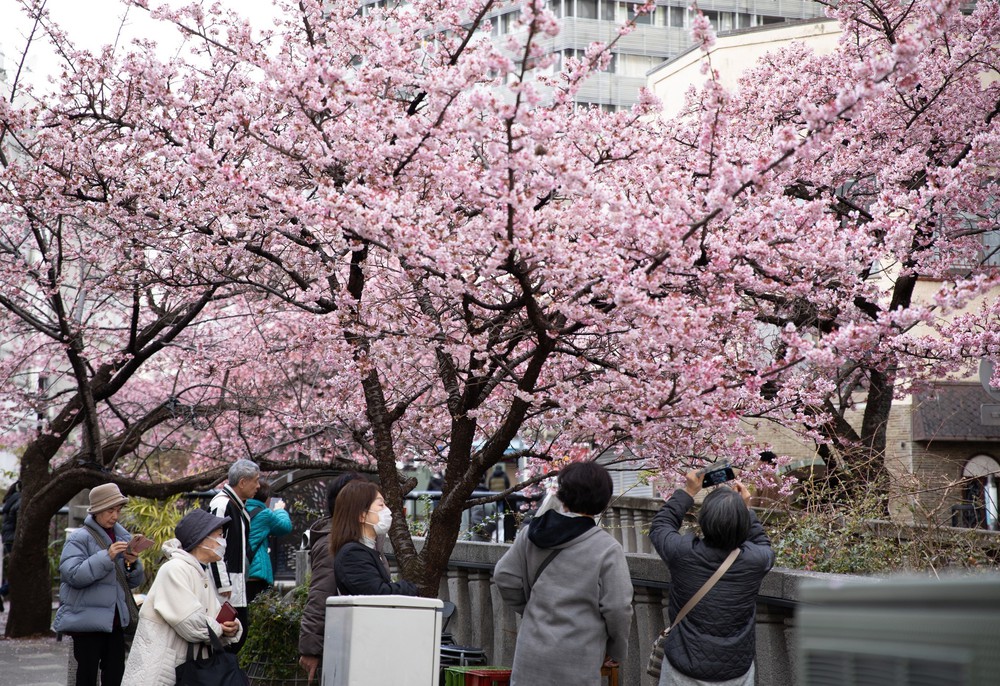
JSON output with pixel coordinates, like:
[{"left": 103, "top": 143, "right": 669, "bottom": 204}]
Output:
[{"left": 363, "top": 0, "right": 828, "bottom": 110}]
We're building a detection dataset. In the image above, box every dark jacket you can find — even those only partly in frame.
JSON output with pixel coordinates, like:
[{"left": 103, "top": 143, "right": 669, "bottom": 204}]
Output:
[
  {"left": 1, "top": 490, "right": 19, "bottom": 548},
  {"left": 298, "top": 518, "right": 336, "bottom": 658},
  {"left": 299, "top": 520, "right": 393, "bottom": 658},
  {"left": 649, "top": 490, "right": 775, "bottom": 681},
  {"left": 334, "top": 541, "right": 417, "bottom": 597}
]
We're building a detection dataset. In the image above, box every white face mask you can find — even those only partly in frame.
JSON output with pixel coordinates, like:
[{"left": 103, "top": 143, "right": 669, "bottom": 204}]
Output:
[
  {"left": 202, "top": 535, "right": 226, "bottom": 558},
  {"left": 372, "top": 507, "right": 392, "bottom": 536}
]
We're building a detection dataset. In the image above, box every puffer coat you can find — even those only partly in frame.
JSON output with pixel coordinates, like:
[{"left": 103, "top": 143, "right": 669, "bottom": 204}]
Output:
[
  {"left": 53, "top": 515, "right": 144, "bottom": 633},
  {"left": 649, "top": 490, "right": 775, "bottom": 681}
]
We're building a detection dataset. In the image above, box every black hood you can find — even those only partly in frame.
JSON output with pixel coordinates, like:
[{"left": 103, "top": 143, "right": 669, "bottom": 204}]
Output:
[{"left": 527, "top": 509, "right": 596, "bottom": 549}]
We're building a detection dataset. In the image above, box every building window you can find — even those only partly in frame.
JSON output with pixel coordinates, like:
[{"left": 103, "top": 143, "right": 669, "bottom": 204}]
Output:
[
  {"left": 501, "top": 11, "right": 515, "bottom": 33},
  {"left": 616, "top": 53, "right": 657, "bottom": 77},
  {"left": 628, "top": 2, "right": 653, "bottom": 24},
  {"left": 577, "top": 0, "right": 599, "bottom": 19},
  {"left": 956, "top": 455, "right": 1000, "bottom": 530},
  {"left": 984, "top": 229, "right": 1000, "bottom": 267}
]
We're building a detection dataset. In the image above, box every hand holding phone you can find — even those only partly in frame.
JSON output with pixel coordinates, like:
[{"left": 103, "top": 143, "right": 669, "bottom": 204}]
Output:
[
  {"left": 126, "top": 534, "right": 155, "bottom": 555},
  {"left": 701, "top": 462, "right": 735, "bottom": 488},
  {"left": 216, "top": 601, "right": 238, "bottom": 624}
]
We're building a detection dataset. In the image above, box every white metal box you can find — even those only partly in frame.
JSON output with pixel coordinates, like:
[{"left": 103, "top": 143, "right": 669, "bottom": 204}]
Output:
[{"left": 323, "top": 594, "right": 443, "bottom": 686}]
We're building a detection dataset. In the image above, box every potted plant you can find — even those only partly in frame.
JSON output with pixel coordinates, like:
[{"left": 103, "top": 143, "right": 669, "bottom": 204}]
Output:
[{"left": 241, "top": 585, "right": 311, "bottom": 686}]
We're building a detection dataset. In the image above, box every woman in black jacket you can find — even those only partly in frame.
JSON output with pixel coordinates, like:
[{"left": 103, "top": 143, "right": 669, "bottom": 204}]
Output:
[
  {"left": 649, "top": 469, "right": 775, "bottom": 686},
  {"left": 298, "top": 473, "right": 369, "bottom": 683},
  {"left": 330, "top": 481, "right": 417, "bottom": 596}
]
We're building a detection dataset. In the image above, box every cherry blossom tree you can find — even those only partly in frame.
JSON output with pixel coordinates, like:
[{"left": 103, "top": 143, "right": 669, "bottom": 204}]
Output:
[
  {"left": 2, "top": 0, "right": 998, "bottom": 638},
  {"left": 672, "top": 0, "right": 1000, "bottom": 501}
]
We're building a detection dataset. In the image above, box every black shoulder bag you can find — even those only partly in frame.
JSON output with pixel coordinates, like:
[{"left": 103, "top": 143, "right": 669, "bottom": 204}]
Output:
[
  {"left": 175, "top": 624, "right": 250, "bottom": 686},
  {"left": 523, "top": 548, "right": 561, "bottom": 603}
]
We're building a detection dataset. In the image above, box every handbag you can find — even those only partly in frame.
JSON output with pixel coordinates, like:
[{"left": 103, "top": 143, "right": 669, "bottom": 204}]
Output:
[
  {"left": 84, "top": 525, "right": 141, "bottom": 636},
  {"left": 175, "top": 624, "right": 250, "bottom": 686},
  {"left": 647, "top": 548, "right": 740, "bottom": 680}
]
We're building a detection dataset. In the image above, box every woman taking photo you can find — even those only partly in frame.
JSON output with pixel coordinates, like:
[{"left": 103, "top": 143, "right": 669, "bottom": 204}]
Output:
[
  {"left": 54, "top": 483, "right": 144, "bottom": 686},
  {"left": 122, "top": 509, "right": 243, "bottom": 685},
  {"left": 330, "top": 480, "right": 417, "bottom": 596}
]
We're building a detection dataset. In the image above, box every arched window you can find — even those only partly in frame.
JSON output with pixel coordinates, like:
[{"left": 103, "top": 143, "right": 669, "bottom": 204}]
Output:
[{"left": 960, "top": 455, "right": 1000, "bottom": 531}]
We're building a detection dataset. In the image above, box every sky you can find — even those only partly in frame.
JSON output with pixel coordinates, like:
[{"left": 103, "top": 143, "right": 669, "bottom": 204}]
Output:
[{"left": 0, "top": 0, "right": 279, "bottom": 91}]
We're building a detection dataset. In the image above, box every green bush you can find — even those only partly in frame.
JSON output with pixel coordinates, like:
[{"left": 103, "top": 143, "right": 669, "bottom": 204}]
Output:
[
  {"left": 49, "top": 536, "right": 65, "bottom": 586},
  {"left": 766, "top": 478, "right": 999, "bottom": 574},
  {"left": 241, "top": 585, "right": 309, "bottom": 684},
  {"left": 119, "top": 495, "right": 187, "bottom": 592}
]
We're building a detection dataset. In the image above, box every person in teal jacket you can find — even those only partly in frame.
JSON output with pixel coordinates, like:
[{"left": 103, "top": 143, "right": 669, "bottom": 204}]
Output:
[{"left": 245, "top": 480, "right": 293, "bottom": 604}]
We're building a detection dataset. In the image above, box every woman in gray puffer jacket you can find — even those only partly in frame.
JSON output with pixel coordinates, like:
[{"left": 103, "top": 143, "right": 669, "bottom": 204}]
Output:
[{"left": 53, "top": 483, "right": 144, "bottom": 686}]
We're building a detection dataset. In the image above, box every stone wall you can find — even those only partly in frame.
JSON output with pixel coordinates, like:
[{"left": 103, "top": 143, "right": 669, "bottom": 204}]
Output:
[{"left": 435, "top": 540, "right": 855, "bottom": 686}]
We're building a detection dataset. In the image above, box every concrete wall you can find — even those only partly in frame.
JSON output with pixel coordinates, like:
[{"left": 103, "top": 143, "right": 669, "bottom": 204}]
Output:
[{"left": 438, "top": 539, "right": 856, "bottom": 686}]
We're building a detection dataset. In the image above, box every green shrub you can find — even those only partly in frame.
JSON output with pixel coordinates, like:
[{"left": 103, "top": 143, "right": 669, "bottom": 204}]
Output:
[
  {"left": 766, "top": 477, "right": 999, "bottom": 574},
  {"left": 49, "top": 536, "right": 65, "bottom": 586},
  {"left": 119, "top": 495, "right": 187, "bottom": 592},
  {"left": 241, "top": 585, "right": 309, "bottom": 684}
]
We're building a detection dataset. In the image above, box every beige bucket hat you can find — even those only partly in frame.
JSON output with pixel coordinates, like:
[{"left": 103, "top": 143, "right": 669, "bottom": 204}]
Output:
[{"left": 87, "top": 483, "right": 129, "bottom": 514}]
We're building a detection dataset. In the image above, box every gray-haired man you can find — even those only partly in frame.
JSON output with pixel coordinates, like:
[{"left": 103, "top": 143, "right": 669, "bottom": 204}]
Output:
[{"left": 209, "top": 458, "right": 260, "bottom": 654}]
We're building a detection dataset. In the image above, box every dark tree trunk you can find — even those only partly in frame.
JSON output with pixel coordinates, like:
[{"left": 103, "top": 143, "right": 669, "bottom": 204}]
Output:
[
  {"left": 4, "top": 512, "right": 57, "bottom": 638},
  {"left": 4, "top": 452, "right": 76, "bottom": 638}
]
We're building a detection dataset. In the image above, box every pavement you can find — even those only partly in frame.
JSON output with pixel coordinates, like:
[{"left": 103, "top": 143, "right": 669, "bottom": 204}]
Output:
[{"left": 0, "top": 603, "right": 70, "bottom": 686}]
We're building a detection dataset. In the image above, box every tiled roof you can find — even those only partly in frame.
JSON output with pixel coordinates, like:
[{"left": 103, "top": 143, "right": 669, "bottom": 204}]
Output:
[{"left": 911, "top": 383, "right": 1000, "bottom": 442}]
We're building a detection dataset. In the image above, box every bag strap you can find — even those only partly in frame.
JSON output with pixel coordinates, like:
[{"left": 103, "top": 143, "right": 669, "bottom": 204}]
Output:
[
  {"left": 186, "top": 623, "right": 225, "bottom": 662},
  {"left": 206, "top": 623, "right": 226, "bottom": 653},
  {"left": 525, "top": 548, "right": 560, "bottom": 603},
  {"left": 668, "top": 547, "right": 740, "bottom": 631},
  {"left": 83, "top": 525, "right": 138, "bottom": 617}
]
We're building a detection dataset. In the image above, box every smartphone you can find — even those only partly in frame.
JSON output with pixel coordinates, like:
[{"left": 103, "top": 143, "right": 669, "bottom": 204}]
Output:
[
  {"left": 126, "top": 534, "right": 155, "bottom": 555},
  {"left": 216, "top": 600, "right": 238, "bottom": 624},
  {"left": 701, "top": 463, "right": 735, "bottom": 488},
  {"left": 270, "top": 498, "right": 285, "bottom": 510}
]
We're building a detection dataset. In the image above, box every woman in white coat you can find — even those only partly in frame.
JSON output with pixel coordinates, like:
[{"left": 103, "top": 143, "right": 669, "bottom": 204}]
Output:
[{"left": 122, "top": 509, "right": 243, "bottom": 686}]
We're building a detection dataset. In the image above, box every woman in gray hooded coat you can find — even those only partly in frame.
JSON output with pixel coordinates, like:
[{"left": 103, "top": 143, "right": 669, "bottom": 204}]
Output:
[{"left": 494, "top": 462, "right": 633, "bottom": 686}]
